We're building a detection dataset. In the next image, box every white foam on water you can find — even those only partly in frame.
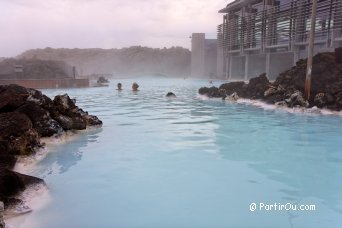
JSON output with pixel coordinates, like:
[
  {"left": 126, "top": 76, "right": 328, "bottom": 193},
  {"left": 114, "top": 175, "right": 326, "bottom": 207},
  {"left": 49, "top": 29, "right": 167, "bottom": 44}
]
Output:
[
  {"left": 196, "top": 94, "right": 227, "bottom": 103},
  {"left": 13, "top": 127, "right": 100, "bottom": 174},
  {"left": 235, "top": 98, "right": 342, "bottom": 116},
  {"left": 4, "top": 183, "right": 51, "bottom": 228},
  {"left": 198, "top": 94, "right": 342, "bottom": 116},
  {"left": 13, "top": 131, "right": 78, "bottom": 174},
  {"left": 196, "top": 94, "right": 210, "bottom": 100},
  {"left": 197, "top": 93, "right": 342, "bottom": 116},
  {"left": 6, "top": 126, "right": 101, "bottom": 228}
]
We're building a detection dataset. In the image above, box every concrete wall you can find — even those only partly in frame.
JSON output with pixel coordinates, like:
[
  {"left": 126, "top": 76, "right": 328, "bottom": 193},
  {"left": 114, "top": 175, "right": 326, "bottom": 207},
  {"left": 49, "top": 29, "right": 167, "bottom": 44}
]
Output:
[
  {"left": 229, "top": 56, "right": 245, "bottom": 80},
  {"left": 191, "top": 33, "right": 221, "bottom": 78},
  {"left": 267, "top": 52, "right": 294, "bottom": 80},
  {"left": 204, "top": 39, "right": 218, "bottom": 78},
  {"left": 227, "top": 52, "right": 295, "bottom": 81},
  {"left": 191, "top": 33, "right": 205, "bottom": 77},
  {"left": 246, "top": 54, "right": 267, "bottom": 80},
  {"left": 217, "top": 45, "right": 224, "bottom": 78},
  {"left": 294, "top": 44, "right": 335, "bottom": 63},
  {"left": 0, "top": 78, "right": 89, "bottom": 89}
]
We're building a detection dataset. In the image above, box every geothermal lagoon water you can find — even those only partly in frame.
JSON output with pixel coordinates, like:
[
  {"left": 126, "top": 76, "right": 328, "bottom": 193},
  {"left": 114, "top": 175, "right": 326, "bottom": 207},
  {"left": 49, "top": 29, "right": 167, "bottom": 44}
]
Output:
[{"left": 7, "top": 78, "right": 342, "bottom": 228}]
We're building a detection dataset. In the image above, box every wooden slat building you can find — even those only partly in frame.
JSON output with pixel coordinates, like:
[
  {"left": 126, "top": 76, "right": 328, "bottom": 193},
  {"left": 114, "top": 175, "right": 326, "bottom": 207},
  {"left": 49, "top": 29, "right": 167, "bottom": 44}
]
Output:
[{"left": 217, "top": 0, "right": 342, "bottom": 80}]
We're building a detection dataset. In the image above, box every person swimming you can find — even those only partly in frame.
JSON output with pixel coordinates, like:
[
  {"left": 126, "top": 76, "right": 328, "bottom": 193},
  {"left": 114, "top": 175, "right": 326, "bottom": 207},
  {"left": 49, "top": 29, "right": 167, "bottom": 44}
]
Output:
[
  {"left": 117, "top": 83, "right": 122, "bottom": 90},
  {"left": 166, "top": 92, "right": 176, "bottom": 98},
  {"left": 132, "top": 82, "right": 139, "bottom": 91}
]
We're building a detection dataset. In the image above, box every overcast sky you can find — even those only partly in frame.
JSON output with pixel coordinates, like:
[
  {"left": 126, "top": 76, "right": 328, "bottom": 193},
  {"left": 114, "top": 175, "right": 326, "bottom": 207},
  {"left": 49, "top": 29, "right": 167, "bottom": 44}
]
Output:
[{"left": 0, "top": 0, "right": 230, "bottom": 57}]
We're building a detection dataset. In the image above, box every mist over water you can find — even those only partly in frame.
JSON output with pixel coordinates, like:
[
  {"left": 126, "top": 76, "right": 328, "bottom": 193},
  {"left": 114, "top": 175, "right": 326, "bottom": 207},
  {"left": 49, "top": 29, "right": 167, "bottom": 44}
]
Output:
[
  {"left": 7, "top": 78, "right": 342, "bottom": 228},
  {"left": 17, "top": 47, "right": 191, "bottom": 76}
]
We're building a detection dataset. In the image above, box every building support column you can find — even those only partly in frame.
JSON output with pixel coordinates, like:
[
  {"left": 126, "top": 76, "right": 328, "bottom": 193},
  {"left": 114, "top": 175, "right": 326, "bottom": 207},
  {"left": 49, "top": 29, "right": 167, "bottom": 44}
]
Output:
[
  {"left": 266, "top": 53, "right": 271, "bottom": 79},
  {"left": 225, "top": 56, "right": 230, "bottom": 79},
  {"left": 244, "top": 55, "right": 249, "bottom": 81},
  {"left": 229, "top": 56, "right": 233, "bottom": 79}
]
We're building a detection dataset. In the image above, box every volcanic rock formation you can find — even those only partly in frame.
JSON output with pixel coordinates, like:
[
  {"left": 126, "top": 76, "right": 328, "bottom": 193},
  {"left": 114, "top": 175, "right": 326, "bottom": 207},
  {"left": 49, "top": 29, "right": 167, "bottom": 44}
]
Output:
[
  {"left": 0, "top": 84, "right": 102, "bottom": 212},
  {"left": 199, "top": 48, "right": 342, "bottom": 111}
]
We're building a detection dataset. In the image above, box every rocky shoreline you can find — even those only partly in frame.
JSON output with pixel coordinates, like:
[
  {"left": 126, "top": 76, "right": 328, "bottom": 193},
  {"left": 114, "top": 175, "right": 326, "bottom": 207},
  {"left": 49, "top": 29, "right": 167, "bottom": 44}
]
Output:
[
  {"left": 0, "top": 84, "right": 102, "bottom": 225},
  {"left": 199, "top": 48, "right": 342, "bottom": 111}
]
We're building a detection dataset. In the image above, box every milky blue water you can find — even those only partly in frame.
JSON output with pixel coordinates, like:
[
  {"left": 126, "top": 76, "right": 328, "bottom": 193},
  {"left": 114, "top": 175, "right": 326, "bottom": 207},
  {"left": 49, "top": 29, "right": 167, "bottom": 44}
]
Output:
[{"left": 10, "top": 78, "right": 342, "bottom": 228}]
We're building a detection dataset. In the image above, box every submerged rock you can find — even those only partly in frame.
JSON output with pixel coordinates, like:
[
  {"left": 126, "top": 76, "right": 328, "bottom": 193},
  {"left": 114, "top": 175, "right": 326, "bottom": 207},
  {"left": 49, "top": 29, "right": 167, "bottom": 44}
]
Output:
[
  {"left": 0, "top": 169, "right": 24, "bottom": 205},
  {"left": 0, "top": 168, "right": 44, "bottom": 207},
  {"left": 5, "top": 198, "right": 32, "bottom": 216}
]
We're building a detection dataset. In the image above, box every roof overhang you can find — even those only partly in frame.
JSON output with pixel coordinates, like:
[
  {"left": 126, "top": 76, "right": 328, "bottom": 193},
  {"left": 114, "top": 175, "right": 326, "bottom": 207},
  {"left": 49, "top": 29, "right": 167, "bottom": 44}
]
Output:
[
  {"left": 219, "top": 0, "right": 244, "bottom": 13},
  {"left": 218, "top": 0, "right": 259, "bottom": 13}
]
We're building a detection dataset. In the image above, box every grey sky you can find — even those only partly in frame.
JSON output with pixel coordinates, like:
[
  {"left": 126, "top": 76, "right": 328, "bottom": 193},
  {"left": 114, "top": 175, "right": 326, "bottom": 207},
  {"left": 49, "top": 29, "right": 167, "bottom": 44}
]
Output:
[{"left": 0, "top": 0, "right": 230, "bottom": 57}]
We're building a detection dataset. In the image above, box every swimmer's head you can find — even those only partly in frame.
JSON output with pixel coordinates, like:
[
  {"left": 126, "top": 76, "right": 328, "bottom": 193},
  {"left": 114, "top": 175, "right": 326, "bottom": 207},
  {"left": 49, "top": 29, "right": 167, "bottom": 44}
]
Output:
[{"left": 132, "top": 82, "right": 139, "bottom": 91}]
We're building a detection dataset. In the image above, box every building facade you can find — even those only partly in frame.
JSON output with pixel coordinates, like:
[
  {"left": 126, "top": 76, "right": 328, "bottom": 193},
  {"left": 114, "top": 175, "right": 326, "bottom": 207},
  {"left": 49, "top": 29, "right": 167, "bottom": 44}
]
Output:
[
  {"left": 191, "top": 33, "right": 223, "bottom": 78},
  {"left": 218, "top": 0, "right": 342, "bottom": 80}
]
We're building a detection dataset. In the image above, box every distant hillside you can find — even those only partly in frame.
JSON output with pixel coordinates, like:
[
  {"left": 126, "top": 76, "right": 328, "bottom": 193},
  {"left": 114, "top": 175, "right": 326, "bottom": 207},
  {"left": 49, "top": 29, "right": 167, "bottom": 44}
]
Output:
[
  {"left": 0, "top": 58, "right": 73, "bottom": 79},
  {"left": 17, "top": 46, "right": 191, "bottom": 77}
]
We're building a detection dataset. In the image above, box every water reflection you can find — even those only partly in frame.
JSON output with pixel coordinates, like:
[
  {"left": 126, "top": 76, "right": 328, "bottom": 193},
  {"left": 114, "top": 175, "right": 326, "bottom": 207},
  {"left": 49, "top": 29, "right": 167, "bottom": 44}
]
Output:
[{"left": 34, "top": 128, "right": 102, "bottom": 177}]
